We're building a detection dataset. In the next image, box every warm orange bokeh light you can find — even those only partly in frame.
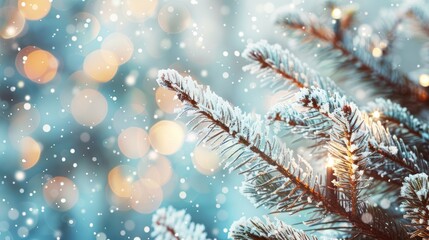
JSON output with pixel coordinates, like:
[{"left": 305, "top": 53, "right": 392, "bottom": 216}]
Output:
[
  {"left": 83, "top": 49, "right": 118, "bottom": 82},
  {"left": 43, "top": 176, "right": 79, "bottom": 211},
  {"left": 192, "top": 145, "right": 221, "bottom": 175},
  {"left": 19, "top": 137, "right": 41, "bottom": 170},
  {"left": 130, "top": 178, "right": 163, "bottom": 214},
  {"left": 155, "top": 87, "right": 183, "bottom": 113},
  {"left": 118, "top": 127, "right": 150, "bottom": 159},
  {"left": 108, "top": 165, "right": 136, "bottom": 198},
  {"left": 149, "top": 120, "right": 185, "bottom": 155},
  {"left": 101, "top": 33, "right": 134, "bottom": 65},
  {"left": 18, "top": 0, "right": 52, "bottom": 20},
  {"left": 23, "top": 49, "right": 59, "bottom": 83},
  {"left": 0, "top": 7, "right": 26, "bottom": 39},
  {"left": 124, "top": 0, "right": 158, "bottom": 22}
]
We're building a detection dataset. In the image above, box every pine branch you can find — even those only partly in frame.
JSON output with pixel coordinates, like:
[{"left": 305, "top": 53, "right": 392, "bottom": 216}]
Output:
[
  {"left": 401, "top": 173, "right": 429, "bottom": 239},
  {"left": 266, "top": 102, "right": 331, "bottom": 145},
  {"left": 151, "top": 206, "right": 209, "bottom": 240},
  {"left": 365, "top": 98, "right": 429, "bottom": 149},
  {"left": 406, "top": 1, "right": 429, "bottom": 38},
  {"left": 229, "top": 216, "right": 318, "bottom": 240},
  {"left": 157, "top": 69, "right": 408, "bottom": 239},
  {"left": 242, "top": 40, "right": 343, "bottom": 95},
  {"left": 274, "top": 9, "right": 429, "bottom": 104},
  {"left": 296, "top": 87, "right": 427, "bottom": 187}
]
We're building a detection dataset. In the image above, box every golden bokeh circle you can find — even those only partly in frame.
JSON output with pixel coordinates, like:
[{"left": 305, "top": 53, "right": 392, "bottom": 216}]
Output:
[
  {"left": 149, "top": 120, "right": 185, "bottom": 155},
  {"left": 83, "top": 49, "right": 118, "bottom": 82},
  {"left": 155, "top": 87, "right": 183, "bottom": 113},
  {"left": 108, "top": 165, "right": 136, "bottom": 198},
  {"left": 19, "top": 137, "right": 41, "bottom": 170},
  {"left": 192, "top": 145, "right": 221, "bottom": 175},
  {"left": 0, "top": 7, "right": 26, "bottom": 39},
  {"left": 118, "top": 127, "right": 150, "bottom": 159},
  {"left": 101, "top": 32, "right": 134, "bottom": 65},
  {"left": 43, "top": 176, "right": 79, "bottom": 211},
  {"left": 18, "top": 0, "right": 51, "bottom": 21},
  {"left": 130, "top": 178, "right": 163, "bottom": 214}
]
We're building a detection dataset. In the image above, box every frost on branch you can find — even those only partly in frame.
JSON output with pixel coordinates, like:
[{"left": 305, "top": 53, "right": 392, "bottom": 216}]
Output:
[
  {"left": 242, "top": 40, "right": 342, "bottom": 95},
  {"left": 156, "top": 69, "right": 408, "bottom": 239},
  {"left": 401, "top": 173, "right": 429, "bottom": 239},
  {"left": 365, "top": 98, "right": 429, "bottom": 149},
  {"left": 228, "top": 216, "right": 318, "bottom": 240},
  {"left": 151, "top": 206, "right": 209, "bottom": 240},
  {"left": 273, "top": 7, "right": 429, "bottom": 106}
]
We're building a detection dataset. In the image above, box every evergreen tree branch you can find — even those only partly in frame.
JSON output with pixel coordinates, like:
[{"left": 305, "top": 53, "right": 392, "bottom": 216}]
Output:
[
  {"left": 242, "top": 40, "right": 343, "bottom": 95},
  {"left": 365, "top": 98, "right": 429, "bottom": 149},
  {"left": 151, "top": 206, "right": 209, "bottom": 240},
  {"left": 296, "top": 88, "right": 427, "bottom": 186},
  {"left": 229, "top": 216, "right": 318, "bottom": 240},
  {"left": 157, "top": 69, "right": 408, "bottom": 239},
  {"left": 274, "top": 9, "right": 429, "bottom": 104},
  {"left": 401, "top": 173, "right": 429, "bottom": 239}
]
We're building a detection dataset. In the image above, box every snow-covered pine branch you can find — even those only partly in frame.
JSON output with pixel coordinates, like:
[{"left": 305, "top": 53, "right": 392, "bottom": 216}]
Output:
[
  {"left": 401, "top": 173, "right": 429, "bottom": 239},
  {"left": 151, "top": 206, "right": 209, "bottom": 240},
  {"left": 296, "top": 87, "right": 428, "bottom": 187},
  {"left": 365, "top": 98, "right": 429, "bottom": 150},
  {"left": 266, "top": 102, "right": 331, "bottom": 144},
  {"left": 405, "top": 1, "right": 429, "bottom": 38},
  {"left": 156, "top": 69, "right": 408, "bottom": 239},
  {"left": 273, "top": 8, "right": 429, "bottom": 106},
  {"left": 242, "top": 40, "right": 343, "bottom": 95},
  {"left": 228, "top": 216, "right": 318, "bottom": 240}
]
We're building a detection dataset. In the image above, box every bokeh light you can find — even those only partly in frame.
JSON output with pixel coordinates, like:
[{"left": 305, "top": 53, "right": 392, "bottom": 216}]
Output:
[
  {"left": 192, "top": 145, "right": 221, "bottom": 175},
  {"left": 70, "top": 89, "right": 108, "bottom": 127},
  {"left": 155, "top": 87, "right": 182, "bottom": 113},
  {"left": 43, "top": 176, "right": 79, "bottom": 211},
  {"left": 138, "top": 153, "right": 172, "bottom": 186},
  {"left": 69, "top": 12, "right": 101, "bottom": 44},
  {"left": 118, "top": 127, "right": 150, "bottom": 159},
  {"left": 124, "top": 0, "right": 158, "bottom": 22},
  {"left": 18, "top": 0, "right": 52, "bottom": 21},
  {"left": 130, "top": 178, "right": 163, "bottom": 214},
  {"left": 23, "top": 49, "right": 59, "bottom": 83},
  {"left": 101, "top": 32, "right": 134, "bottom": 65},
  {"left": 149, "top": 120, "right": 185, "bottom": 155},
  {"left": 158, "top": 3, "right": 192, "bottom": 33},
  {"left": 0, "top": 7, "right": 26, "bottom": 39},
  {"left": 108, "top": 165, "right": 137, "bottom": 198},
  {"left": 19, "top": 137, "right": 41, "bottom": 170},
  {"left": 83, "top": 49, "right": 118, "bottom": 82}
]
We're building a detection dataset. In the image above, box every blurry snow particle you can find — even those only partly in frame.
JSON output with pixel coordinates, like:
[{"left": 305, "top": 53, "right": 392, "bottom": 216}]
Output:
[
  {"left": 15, "top": 171, "right": 25, "bottom": 181},
  {"left": 222, "top": 187, "right": 228, "bottom": 194},
  {"left": 134, "top": 237, "right": 142, "bottom": 240},
  {"left": 234, "top": 51, "right": 240, "bottom": 57},
  {"left": 26, "top": 218, "right": 33, "bottom": 226},
  {"left": 71, "top": 36, "right": 77, "bottom": 41},
  {"left": 222, "top": 51, "right": 228, "bottom": 57},
  {"left": 42, "top": 124, "right": 51, "bottom": 132},
  {"left": 8, "top": 209, "right": 19, "bottom": 220},
  {"left": 143, "top": 226, "right": 150, "bottom": 233},
  {"left": 68, "top": 219, "right": 74, "bottom": 225},
  {"left": 109, "top": 14, "right": 118, "bottom": 22},
  {"left": 17, "top": 81, "right": 24, "bottom": 88},
  {"left": 201, "top": 70, "right": 208, "bottom": 77},
  {"left": 120, "top": 230, "right": 126, "bottom": 236},
  {"left": 124, "top": 220, "right": 135, "bottom": 231},
  {"left": 380, "top": 198, "right": 391, "bottom": 209},
  {"left": 222, "top": 72, "right": 229, "bottom": 79},
  {"left": 80, "top": 132, "right": 90, "bottom": 142},
  {"left": 70, "top": 148, "right": 75, "bottom": 154},
  {"left": 72, "top": 163, "right": 77, "bottom": 168},
  {"left": 331, "top": 8, "right": 342, "bottom": 19},
  {"left": 23, "top": 103, "right": 31, "bottom": 110},
  {"left": 180, "top": 178, "right": 185, "bottom": 183},
  {"left": 179, "top": 191, "right": 187, "bottom": 199},
  {"left": 17, "top": 226, "right": 29, "bottom": 238},
  {"left": 10, "top": 86, "right": 16, "bottom": 92},
  {"left": 96, "top": 232, "right": 107, "bottom": 240},
  {"left": 361, "top": 212, "right": 373, "bottom": 224}
]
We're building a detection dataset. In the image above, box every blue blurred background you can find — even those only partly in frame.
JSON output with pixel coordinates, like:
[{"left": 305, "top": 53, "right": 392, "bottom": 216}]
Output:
[{"left": 0, "top": 0, "right": 426, "bottom": 239}]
